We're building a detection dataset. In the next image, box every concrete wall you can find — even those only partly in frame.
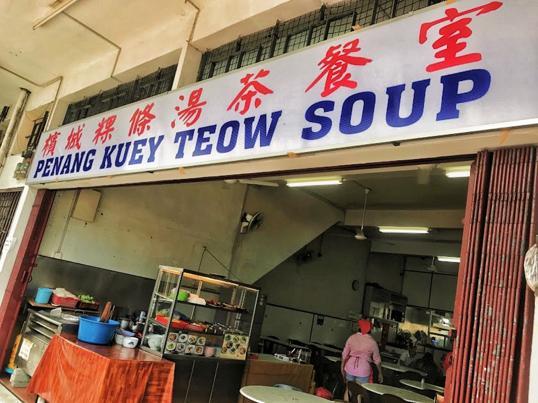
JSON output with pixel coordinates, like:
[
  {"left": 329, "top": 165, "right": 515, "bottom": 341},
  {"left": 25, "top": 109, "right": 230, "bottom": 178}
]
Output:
[
  {"left": 37, "top": 181, "right": 342, "bottom": 283},
  {"left": 38, "top": 181, "right": 247, "bottom": 279},
  {"left": 365, "top": 252, "right": 404, "bottom": 293},
  {"left": 255, "top": 229, "right": 369, "bottom": 318},
  {"left": 231, "top": 186, "right": 343, "bottom": 284}
]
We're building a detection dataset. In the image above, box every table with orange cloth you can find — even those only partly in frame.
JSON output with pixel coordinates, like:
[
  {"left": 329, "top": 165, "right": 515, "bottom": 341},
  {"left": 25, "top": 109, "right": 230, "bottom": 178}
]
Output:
[{"left": 27, "top": 334, "right": 174, "bottom": 403}]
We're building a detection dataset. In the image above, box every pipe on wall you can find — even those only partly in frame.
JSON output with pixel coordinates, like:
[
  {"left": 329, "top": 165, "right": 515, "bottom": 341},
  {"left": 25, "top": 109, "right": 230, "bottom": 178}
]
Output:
[{"left": 0, "top": 88, "right": 30, "bottom": 168}]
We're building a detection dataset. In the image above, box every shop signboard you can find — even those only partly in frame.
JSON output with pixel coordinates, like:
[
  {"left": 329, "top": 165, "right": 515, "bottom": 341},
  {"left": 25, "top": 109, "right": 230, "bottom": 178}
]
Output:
[{"left": 28, "top": 0, "right": 538, "bottom": 184}]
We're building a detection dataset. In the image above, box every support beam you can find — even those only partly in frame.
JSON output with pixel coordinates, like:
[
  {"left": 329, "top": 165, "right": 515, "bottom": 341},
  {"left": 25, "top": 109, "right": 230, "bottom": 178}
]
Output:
[
  {"left": 371, "top": 239, "right": 462, "bottom": 257},
  {"left": 172, "top": 43, "right": 203, "bottom": 90}
]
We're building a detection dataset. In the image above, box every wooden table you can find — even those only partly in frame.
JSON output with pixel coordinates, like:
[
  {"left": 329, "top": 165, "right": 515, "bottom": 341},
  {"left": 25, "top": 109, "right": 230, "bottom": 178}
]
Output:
[
  {"left": 240, "top": 386, "right": 328, "bottom": 402},
  {"left": 400, "top": 379, "right": 445, "bottom": 394},
  {"left": 361, "top": 383, "right": 433, "bottom": 403},
  {"left": 381, "top": 361, "right": 427, "bottom": 377}
]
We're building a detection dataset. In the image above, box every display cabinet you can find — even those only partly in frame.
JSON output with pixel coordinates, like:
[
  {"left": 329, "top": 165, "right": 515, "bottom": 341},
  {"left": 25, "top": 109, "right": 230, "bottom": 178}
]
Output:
[{"left": 141, "top": 266, "right": 260, "bottom": 361}]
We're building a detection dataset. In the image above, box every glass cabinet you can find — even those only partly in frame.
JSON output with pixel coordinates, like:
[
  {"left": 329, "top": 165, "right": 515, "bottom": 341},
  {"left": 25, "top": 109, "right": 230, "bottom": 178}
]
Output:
[{"left": 141, "top": 265, "right": 260, "bottom": 361}]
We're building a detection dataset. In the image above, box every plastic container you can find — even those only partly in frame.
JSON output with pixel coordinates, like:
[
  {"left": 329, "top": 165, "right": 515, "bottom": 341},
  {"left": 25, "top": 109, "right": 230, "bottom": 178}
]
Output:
[
  {"left": 35, "top": 288, "right": 53, "bottom": 304},
  {"left": 51, "top": 293, "right": 79, "bottom": 308},
  {"left": 78, "top": 316, "right": 119, "bottom": 345}
]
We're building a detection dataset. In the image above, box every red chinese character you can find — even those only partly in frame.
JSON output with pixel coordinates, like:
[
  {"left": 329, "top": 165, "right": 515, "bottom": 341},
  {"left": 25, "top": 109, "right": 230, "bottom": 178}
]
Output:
[
  {"left": 129, "top": 103, "right": 156, "bottom": 136},
  {"left": 227, "top": 69, "right": 273, "bottom": 115},
  {"left": 305, "top": 38, "right": 372, "bottom": 97},
  {"left": 93, "top": 115, "right": 117, "bottom": 145},
  {"left": 65, "top": 124, "right": 84, "bottom": 151},
  {"left": 419, "top": 1, "right": 503, "bottom": 73},
  {"left": 42, "top": 131, "right": 60, "bottom": 157},
  {"left": 171, "top": 89, "right": 207, "bottom": 128}
]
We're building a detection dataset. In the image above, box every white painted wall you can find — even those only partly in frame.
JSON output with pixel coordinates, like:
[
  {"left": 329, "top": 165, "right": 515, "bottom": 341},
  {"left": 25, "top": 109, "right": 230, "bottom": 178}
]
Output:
[
  {"left": 0, "top": 186, "right": 37, "bottom": 300},
  {"left": 38, "top": 181, "right": 247, "bottom": 279},
  {"left": 0, "top": 155, "right": 26, "bottom": 189}
]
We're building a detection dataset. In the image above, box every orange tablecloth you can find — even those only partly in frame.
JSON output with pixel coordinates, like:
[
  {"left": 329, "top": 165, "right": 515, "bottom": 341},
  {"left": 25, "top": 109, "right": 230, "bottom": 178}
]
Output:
[{"left": 28, "top": 334, "right": 174, "bottom": 403}]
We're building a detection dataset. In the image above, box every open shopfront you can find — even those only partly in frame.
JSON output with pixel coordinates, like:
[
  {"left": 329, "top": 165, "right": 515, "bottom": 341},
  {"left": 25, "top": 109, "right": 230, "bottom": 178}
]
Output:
[
  {"left": 1, "top": 152, "right": 535, "bottom": 403},
  {"left": 5, "top": 162, "right": 473, "bottom": 402},
  {"left": 0, "top": 0, "right": 537, "bottom": 402}
]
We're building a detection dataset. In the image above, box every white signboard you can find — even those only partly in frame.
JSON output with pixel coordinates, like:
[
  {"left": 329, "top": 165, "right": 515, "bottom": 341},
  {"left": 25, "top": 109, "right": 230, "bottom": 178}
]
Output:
[{"left": 28, "top": 0, "right": 538, "bottom": 184}]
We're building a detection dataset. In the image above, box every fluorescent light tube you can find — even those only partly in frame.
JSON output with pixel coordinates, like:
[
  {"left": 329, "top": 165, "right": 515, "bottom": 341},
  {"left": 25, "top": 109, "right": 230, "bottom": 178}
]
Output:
[
  {"left": 378, "top": 226, "right": 429, "bottom": 234},
  {"left": 286, "top": 178, "right": 342, "bottom": 187},
  {"left": 445, "top": 167, "right": 470, "bottom": 178},
  {"left": 437, "top": 256, "right": 461, "bottom": 263}
]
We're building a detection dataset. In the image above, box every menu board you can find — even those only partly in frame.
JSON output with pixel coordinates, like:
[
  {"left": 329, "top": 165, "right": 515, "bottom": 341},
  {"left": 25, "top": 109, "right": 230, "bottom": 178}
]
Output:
[{"left": 220, "top": 333, "right": 249, "bottom": 360}]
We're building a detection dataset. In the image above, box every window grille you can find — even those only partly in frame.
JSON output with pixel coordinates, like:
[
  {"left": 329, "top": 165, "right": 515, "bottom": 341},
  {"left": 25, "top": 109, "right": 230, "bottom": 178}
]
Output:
[
  {"left": 198, "top": 0, "right": 442, "bottom": 81},
  {"left": 0, "top": 191, "right": 21, "bottom": 255},
  {"left": 63, "top": 64, "right": 177, "bottom": 125},
  {"left": 23, "top": 111, "right": 49, "bottom": 158}
]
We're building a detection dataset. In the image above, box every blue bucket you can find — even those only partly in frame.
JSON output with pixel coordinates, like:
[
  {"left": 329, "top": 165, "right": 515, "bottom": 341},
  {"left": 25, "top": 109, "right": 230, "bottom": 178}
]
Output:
[
  {"left": 35, "top": 288, "right": 53, "bottom": 304},
  {"left": 78, "top": 316, "right": 119, "bottom": 345}
]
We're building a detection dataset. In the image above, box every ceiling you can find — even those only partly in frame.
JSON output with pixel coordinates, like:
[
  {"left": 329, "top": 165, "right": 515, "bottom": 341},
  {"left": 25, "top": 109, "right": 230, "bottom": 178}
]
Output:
[
  {"left": 255, "top": 162, "right": 470, "bottom": 266},
  {"left": 264, "top": 162, "right": 471, "bottom": 211},
  {"left": 0, "top": 0, "right": 196, "bottom": 107}
]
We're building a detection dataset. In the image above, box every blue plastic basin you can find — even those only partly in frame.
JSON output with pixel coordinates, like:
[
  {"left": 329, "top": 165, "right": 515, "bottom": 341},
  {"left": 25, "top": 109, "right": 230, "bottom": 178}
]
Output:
[
  {"left": 35, "top": 288, "right": 53, "bottom": 304},
  {"left": 78, "top": 316, "right": 119, "bottom": 345}
]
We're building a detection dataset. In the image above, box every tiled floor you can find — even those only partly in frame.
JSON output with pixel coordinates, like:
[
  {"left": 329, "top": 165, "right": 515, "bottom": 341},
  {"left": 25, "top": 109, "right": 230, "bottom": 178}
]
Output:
[{"left": 0, "top": 384, "right": 21, "bottom": 403}]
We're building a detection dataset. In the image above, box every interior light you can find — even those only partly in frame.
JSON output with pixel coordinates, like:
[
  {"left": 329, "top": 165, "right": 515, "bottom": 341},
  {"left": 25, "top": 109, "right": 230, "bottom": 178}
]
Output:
[
  {"left": 378, "top": 226, "right": 430, "bottom": 234},
  {"left": 445, "top": 167, "right": 471, "bottom": 178},
  {"left": 286, "top": 177, "right": 342, "bottom": 187},
  {"left": 437, "top": 256, "right": 461, "bottom": 263}
]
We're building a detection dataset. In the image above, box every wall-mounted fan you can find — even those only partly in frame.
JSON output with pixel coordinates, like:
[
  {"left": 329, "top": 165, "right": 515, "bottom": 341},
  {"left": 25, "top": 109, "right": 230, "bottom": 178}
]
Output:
[{"left": 240, "top": 211, "right": 264, "bottom": 233}]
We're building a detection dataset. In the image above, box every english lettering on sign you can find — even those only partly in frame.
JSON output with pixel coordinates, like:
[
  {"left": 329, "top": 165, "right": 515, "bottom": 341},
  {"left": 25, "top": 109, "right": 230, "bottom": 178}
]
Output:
[
  {"left": 302, "top": 69, "right": 492, "bottom": 139},
  {"left": 26, "top": 0, "right": 538, "bottom": 184},
  {"left": 173, "top": 112, "right": 282, "bottom": 159},
  {"left": 99, "top": 135, "right": 165, "bottom": 169}
]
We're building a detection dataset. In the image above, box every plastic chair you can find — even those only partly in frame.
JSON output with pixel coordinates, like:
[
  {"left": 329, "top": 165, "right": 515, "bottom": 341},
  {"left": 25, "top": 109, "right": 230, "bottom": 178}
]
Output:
[
  {"left": 347, "top": 382, "right": 370, "bottom": 403},
  {"left": 381, "top": 394, "right": 406, "bottom": 403}
]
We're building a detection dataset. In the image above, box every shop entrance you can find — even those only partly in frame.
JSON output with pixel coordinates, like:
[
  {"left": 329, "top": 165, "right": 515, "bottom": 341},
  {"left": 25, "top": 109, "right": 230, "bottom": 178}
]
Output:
[
  {"left": 250, "top": 162, "right": 468, "bottom": 399},
  {"left": 0, "top": 146, "right": 535, "bottom": 403}
]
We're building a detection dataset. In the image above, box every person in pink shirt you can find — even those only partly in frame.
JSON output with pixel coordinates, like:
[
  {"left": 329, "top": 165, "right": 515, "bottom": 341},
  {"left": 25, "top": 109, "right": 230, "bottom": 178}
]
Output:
[{"left": 341, "top": 319, "right": 383, "bottom": 388}]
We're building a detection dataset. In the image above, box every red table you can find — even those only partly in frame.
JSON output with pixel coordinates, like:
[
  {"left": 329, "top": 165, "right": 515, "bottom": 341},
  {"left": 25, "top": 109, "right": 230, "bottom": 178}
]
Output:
[{"left": 28, "top": 334, "right": 174, "bottom": 403}]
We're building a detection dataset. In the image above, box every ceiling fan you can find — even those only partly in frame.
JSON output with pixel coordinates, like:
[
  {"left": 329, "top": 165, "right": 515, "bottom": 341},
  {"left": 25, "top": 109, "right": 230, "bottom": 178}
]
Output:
[
  {"left": 354, "top": 187, "right": 371, "bottom": 241},
  {"left": 224, "top": 179, "right": 279, "bottom": 187}
]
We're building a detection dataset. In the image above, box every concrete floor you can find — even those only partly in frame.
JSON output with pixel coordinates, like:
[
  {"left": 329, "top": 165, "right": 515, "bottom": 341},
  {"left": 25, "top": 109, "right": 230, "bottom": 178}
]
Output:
[{"left": 0, "top": 384, "right": 21, "bottom": 403}]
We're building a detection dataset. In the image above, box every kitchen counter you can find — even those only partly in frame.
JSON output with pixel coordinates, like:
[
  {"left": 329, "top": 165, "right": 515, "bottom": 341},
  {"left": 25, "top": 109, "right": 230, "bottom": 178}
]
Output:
[
  {"left": 61, "top": 332, "right": 165, "bottom": 361},
  {"left": 28, "top": 334, "right": 174, "bottom": 403}
]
